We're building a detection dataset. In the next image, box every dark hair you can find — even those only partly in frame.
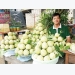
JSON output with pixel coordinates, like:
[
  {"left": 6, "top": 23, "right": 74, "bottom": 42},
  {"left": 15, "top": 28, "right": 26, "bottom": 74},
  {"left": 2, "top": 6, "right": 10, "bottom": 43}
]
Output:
[{"left": 52, "top": 13, "right": 60, "bottom": 19}]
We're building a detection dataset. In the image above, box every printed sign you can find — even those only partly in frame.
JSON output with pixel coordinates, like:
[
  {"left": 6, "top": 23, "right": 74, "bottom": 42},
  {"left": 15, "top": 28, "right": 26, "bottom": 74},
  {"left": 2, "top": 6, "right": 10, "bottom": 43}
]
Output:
[{"left": 0, "top": 11, "right": 10, "bottom": 24}]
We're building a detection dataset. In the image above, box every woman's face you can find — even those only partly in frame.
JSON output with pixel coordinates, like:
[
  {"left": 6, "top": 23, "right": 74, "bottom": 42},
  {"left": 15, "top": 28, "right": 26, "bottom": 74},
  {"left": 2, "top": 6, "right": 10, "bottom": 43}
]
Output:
[{"left": 52, "top": 15, "right": 60, "bottom": 25}]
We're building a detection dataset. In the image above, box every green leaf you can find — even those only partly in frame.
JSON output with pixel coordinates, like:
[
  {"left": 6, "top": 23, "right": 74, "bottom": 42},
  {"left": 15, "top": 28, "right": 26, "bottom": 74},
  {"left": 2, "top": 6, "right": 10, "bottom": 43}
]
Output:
[
  {"left": 58, "top": 52, "right": 63, "bottom": 57},
  {"left": 27, "top": 39, "right": 32, "bottom": 44},
  {"left": 31, "top": 42, "right": 36, "bottom": 48},
  {"left": 54, "top": 45, "right": 63, "bottom": 57},
  {"left": 55, "top": 54, "right": 59, "bottom": 57},
  {"left": 64, "top": 46, "right": 70, "bottom": 50},
  {"left": 59, "top": 44, "right": 64, "bottom": 51},
  {"left": 15, "top": 53, "right": 18, "bottom": 57}
]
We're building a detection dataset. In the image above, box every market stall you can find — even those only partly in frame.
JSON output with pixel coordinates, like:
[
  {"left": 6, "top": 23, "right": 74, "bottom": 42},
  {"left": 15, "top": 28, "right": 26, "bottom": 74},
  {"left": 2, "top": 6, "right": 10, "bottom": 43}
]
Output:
[
  {"left": 0, "top": 23, "right": 70, "bottom": 64},
  {"left": 0, "top": 9, "right": 75, "bottom": 64}
]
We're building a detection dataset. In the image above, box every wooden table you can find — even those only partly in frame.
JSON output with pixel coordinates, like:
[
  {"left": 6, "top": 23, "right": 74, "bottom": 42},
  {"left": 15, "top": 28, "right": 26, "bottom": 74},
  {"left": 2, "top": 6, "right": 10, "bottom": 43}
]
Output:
[
  {"left": 3, "top": 55, "right": 65, "bottom": 64},
  {"left": 63, "top": 50, "right": 75, "bottom": 64}
]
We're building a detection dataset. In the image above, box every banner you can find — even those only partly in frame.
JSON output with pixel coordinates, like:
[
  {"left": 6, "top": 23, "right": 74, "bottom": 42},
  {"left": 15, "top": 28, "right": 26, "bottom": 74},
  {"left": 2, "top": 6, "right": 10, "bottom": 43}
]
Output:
[{"left": 0, "top": 10, "right": 10, "bottom": 24}]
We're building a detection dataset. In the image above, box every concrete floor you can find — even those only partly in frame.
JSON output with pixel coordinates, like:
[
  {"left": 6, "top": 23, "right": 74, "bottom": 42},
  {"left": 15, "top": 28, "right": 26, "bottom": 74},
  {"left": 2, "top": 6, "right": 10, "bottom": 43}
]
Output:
[
  {"left": 0, "top": 56, "right": 65, "bottom": 64},
  {"left": 0, "top": 57, "right": 4, "bottom": 64}
]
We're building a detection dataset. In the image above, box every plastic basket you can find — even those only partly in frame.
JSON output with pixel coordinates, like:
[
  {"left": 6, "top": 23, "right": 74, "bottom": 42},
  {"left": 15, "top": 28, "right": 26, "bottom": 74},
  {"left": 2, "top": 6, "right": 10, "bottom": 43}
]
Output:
[
  {"left": 32, "top": 54, "right": 59, "bottom": 64},
  {"left": 3, "top": 49, "right": 15, "bottom": 57},
  {"left": 17, "top": 55, "right": 32, "bottom": 62}
]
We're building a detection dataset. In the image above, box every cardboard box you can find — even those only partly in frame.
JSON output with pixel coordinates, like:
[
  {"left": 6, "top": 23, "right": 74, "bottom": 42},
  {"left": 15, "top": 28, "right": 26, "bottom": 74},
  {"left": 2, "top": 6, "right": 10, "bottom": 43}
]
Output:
[
  {"left": 31, "top": 9, "right": 41, "bottom": 16},
  {"left": 25, "top": 13, "right": 35, "bottom": 29},
  {"left": 35, "top": 15, "right": 40, "bottom": 24},
  {"left": 0, "top": 24, "right": 3, "bottom": 32},
  {"left": 31, "top": 9, "right": 41, "bottom": 24},
  {"left": 31, "top": 9, "right": 45, "bottom": 24},
  {"left": 0, "top": 24, "right": 10, "bottom": 33},
  {"left": 0, "top": 34, "right": 3, "bottom": 40},
  {"left": 25, "top": 10, "right": 45, "bottom": 29}
]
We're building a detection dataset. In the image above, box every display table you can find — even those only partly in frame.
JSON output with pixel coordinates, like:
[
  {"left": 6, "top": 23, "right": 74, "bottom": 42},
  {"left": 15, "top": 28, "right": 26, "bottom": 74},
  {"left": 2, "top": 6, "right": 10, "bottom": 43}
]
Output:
[
  {"left": 3, "top": 55, "right": 65, "bottom": 64},
  {"left": 63, "top": 50, "right": 75, "bottom": 64}
]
